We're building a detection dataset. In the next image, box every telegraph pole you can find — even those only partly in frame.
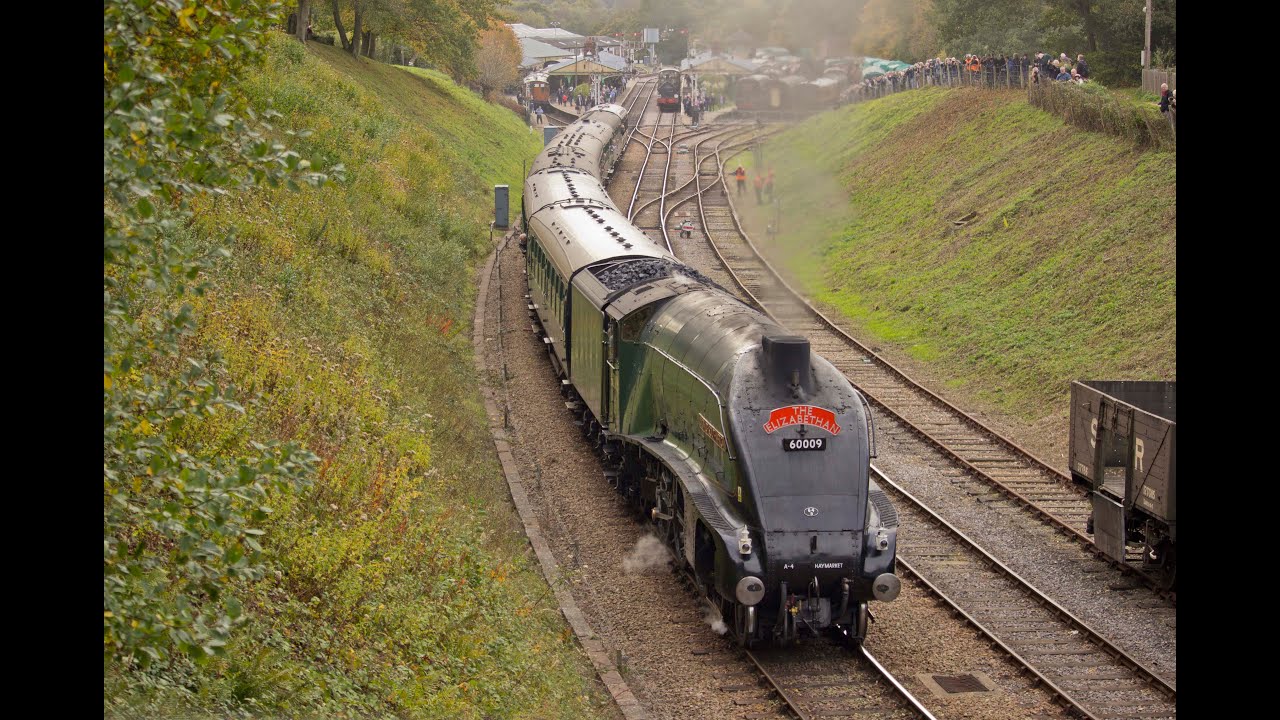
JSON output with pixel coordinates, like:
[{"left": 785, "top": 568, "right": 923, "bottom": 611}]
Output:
[{"left": 1143, "top": 0, "right": 1152, "bottom": 69}]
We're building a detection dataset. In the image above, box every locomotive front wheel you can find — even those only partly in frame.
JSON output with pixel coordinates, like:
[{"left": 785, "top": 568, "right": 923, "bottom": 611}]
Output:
[
  {"left": 841, "top": 602, "right": 869, "bottom": 647},
  {"left": 734, "top": 603, "right": 756, "bottom": 649}
]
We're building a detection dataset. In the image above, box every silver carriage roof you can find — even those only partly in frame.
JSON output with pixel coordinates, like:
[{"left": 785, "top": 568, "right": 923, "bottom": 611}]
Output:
[
  {"left": 524, "top": 169, "right": 615, "bottom": 216},
  {"left": 526, "top": 193, "right": 673, "bottom": 278},
  {"left": 528, "top": 106, "right": 627, "bottom": 179},
  {"left": 525, "top": 100, "right": 669, "bottom": 278}
]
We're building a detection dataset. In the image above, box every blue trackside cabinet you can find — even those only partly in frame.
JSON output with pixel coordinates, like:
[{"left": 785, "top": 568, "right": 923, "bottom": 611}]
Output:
[{"left": 494, "top": 184, "right": 509, "bottom": 229}]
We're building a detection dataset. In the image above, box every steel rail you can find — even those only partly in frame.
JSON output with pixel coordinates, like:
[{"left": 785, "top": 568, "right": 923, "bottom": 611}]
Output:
[
  {"left": 744, "top": 644, "right": 938, "bottom": 720},
  {"left": 660, "top": 127, "right": 772, "bottom": 253},
  {"left": 627, "top": 125, "right": 729, "bottom": 223},
  {"left": 610, "top": 78, "right": 656, "bottom": 175},
  {"left": 655, "top": 114, "right": 681, "bottom": 253},
  {"left": 542, "top": 104, "right": 579, "bottom": 127},
  {"left": 624, "top": 86, "right": 664, "bottom": 220},
  {"left": 859, "top": 646, "right": 939, "bottom": 720},
  {"left": 872, "top": 464, "right": 1175, "bottom": 720}
]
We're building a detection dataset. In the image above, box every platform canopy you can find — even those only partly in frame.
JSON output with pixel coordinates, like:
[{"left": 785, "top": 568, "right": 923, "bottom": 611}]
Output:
[
  {"left": 544, "top": 52, "right": 627, "bottom": 76},
  {"left": 520, "top": 37, "right": 574, "bottom": 69}
]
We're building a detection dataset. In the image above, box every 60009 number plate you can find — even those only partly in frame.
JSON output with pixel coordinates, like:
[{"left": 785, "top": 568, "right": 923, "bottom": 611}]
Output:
[{"left": 783, "top": 437, "right": 826, "bottom": 452}]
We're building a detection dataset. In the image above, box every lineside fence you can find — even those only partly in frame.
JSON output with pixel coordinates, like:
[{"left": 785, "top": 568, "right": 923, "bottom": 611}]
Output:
[
  {"left": 847, "top": 62, "right": 1038, "bottom": 102},
  {"left": 1141, "top": 69, "right": 1176, "bottom": 93},
  {"left": 840, "top": 62, "right": 1176, "bottom": 150}
]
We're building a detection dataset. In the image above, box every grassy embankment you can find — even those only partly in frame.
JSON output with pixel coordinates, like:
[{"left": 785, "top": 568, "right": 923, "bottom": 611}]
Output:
[
  {"left": 105, "top": 37, "right": 616, "bottom": 719},
  {"left": 733, "top": 87, "right": 1175, "bottom": 423}
]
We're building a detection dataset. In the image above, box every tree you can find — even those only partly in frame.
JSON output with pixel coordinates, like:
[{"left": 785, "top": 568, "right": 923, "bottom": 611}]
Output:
[
  {"left": 852, "top": 0, "right": 940, "bottom": 60},
  {"left": 104, "top": 0, "right": 332, "bottom": 667},
  {"left": 296, "top": 0, "right": 312, "bottom": 42},
  {"left": 318, "top": 0, "right": 499, "bottom": 78},
  {"left": 330, "top": 0, "right": 351, "bottom": 49},
  {"left": 351, "top": 0, "right": 363, "bottom": 56},
  {"left": 474, "top": 24, "right": 522, "bottom": 98},
  {"left": 931, "top": 0, "right": 1041, "bottom": 55}
]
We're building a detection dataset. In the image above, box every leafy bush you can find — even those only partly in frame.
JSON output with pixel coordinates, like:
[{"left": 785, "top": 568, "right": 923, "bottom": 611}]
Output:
[
  {"left": 104, "top": 0, "right": 332, "bottom": 668},
  {"left": 106, "top": 29, "right": 610, "bottom": 720},
  {"left": 1027, "top": 80, "right": 1173, "bottom": 151},
  {"left": 1083, "top": 49, "right": 1142, "bottom": 87},
  {"left": 495, "top": 93, "right": 527, "bottom": 118}
]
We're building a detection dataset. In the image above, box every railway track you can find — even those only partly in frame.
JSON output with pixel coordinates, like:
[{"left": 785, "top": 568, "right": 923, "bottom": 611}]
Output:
[
  {"left": 629, "top": 123, "right": 735, "bottom": 247},
  {"left": 741, "top": 640, "right": 935, "bottom": 720},
  {"left": 682, "top": 140, "right": 1174, "bottom": 603},
  {"left": 542, "top": 103, "right": 579, "bottom": 127},
  {"left": 878, "top": 464, "right": 1176, "bottom": 720},
  {"left": 625, "top": 114, "right": 680, "bottom": 226}
]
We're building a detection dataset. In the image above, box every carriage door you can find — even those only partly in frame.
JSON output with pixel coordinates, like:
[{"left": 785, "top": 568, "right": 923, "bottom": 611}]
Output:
[
  {"left": 605, "top": 319, "right": 619, "bottom": 430},
  {"left": 770, "top": 86, "right": 782, "bottom": 108}
]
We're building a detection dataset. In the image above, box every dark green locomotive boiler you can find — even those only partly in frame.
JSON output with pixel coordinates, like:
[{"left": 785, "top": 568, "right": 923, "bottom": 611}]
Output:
[{"left": 520, "top": 104, "right": 900, "bottom": 646}]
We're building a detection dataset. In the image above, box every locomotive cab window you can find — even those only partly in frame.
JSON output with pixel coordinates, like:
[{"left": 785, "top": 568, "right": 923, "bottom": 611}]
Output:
[{"left": 621, "top": 306, "right": 654, "bottom": 342}]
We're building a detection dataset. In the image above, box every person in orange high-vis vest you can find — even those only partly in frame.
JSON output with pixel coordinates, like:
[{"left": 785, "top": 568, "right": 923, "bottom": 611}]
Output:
[{"left": 734, "top": 165, "right": 747, "bottom": 196}]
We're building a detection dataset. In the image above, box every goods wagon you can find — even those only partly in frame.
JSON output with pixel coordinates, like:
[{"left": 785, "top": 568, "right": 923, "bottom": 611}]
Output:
[{"left": 1069, "top": 380, "right": 1176, "bottom": 588}]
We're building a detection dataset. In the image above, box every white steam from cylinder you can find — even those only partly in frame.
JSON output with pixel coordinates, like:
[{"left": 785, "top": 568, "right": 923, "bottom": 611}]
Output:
[
  {"left": 622, "top": 534, "right": 671, "bottom": 574},
  {"left": 702, "top": 603, "right": 729, "bottom": 635}
]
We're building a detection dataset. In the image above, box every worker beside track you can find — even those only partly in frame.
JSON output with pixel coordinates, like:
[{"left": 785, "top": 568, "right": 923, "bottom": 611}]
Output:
[{"left": 734, "top": 165, "right": 747, "bottom": 196}]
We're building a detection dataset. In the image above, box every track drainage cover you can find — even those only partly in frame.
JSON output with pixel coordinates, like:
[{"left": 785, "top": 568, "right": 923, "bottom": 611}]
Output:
[{"left": 917, "top": 672, "right": 998, "bottom": 698}]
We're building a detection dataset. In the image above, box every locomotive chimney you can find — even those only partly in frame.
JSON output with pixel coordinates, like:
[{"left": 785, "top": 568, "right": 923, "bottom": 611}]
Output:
[{"left": 761, "top": 335, "right": 811, "bottom": 391}]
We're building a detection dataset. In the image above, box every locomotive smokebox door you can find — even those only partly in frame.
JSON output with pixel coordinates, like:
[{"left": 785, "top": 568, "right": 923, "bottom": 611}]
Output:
[{"left": 1091, "top": 492, "right": 1126, "bottom": 563}]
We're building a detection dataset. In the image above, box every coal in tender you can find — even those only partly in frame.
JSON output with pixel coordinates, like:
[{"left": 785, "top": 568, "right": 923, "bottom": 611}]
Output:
[{"left": 593, "top": 258, "right": 726, "bottom": 293}]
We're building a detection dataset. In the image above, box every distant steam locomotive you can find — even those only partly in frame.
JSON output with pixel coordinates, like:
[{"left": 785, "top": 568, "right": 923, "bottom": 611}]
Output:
[
  {"left": 519, "top": 103, "right": 901, "bottom": 646},
  {"left": 656, "top": 66, "right": 682, "bottom": 113}
]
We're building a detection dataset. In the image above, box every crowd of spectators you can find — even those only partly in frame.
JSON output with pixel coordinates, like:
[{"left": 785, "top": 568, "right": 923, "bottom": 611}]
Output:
[
  {"left": 548, "top": 83, "right": 623, "bottom": 112},
  {"left": 682, "top": 93, "right": 728, "bottom": 125},
  {"left": 841, "top": 51, "right": 1096, "bottom": 104}
]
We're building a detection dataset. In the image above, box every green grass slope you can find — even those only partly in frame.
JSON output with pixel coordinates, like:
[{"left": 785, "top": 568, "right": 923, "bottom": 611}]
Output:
[
  {"left": 736, "top": 87, "right": 1175, "bottom": 422},
  {"left": 105, "top": 38, "right": 616, "bottom": 719}
]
